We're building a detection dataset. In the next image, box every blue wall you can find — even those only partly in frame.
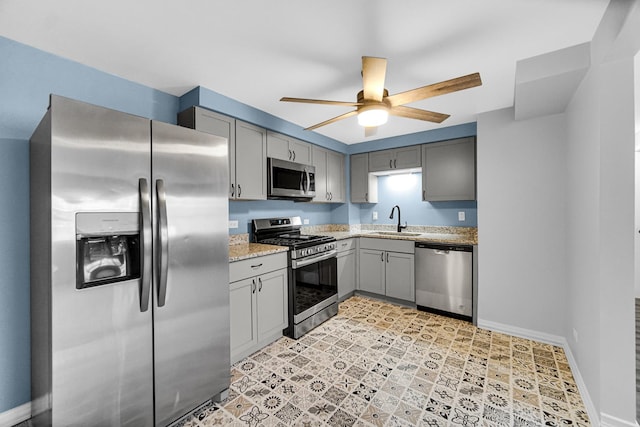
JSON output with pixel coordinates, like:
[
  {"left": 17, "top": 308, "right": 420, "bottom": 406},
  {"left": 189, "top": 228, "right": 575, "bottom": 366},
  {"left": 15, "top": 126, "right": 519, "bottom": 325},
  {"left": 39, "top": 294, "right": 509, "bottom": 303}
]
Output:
[
  {"left": 0, "top": 34, "right": 478, "bottom": 416},
  {"left": 0, "top": 139, "right": 30, "bottom": 412},
  {"left": 359, "top": 173, "right": 477, "bottom": 227}
]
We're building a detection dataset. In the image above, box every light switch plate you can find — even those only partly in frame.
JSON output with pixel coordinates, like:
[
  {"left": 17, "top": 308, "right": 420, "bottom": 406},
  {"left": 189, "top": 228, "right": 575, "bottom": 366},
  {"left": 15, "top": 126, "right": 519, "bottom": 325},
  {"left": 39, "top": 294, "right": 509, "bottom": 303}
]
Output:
[
  {"left": 458, "top": 211, "right": 465, "bottom": 221},
  {"left": 372, "top": 211, "right": 378, "bottom": 220},
  {"left": 228, "top": 220, "right": 238, "bottom": 229}
]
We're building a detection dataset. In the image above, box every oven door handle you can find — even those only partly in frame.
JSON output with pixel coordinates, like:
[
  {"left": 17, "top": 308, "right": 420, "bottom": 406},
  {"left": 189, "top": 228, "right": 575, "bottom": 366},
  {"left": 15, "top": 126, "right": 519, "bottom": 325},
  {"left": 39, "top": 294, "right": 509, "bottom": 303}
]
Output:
[{"left": 291, "top": 249, "right": 337, "bottom": 269}]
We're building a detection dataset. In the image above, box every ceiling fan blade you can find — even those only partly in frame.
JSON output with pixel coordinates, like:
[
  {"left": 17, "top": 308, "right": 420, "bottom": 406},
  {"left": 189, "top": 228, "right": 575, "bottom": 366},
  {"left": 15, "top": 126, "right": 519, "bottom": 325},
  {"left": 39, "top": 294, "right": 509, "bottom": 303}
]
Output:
[
  {"left": 362, "top": 56, "right": 387, "bottom": 101},
  {"left": 280, "top": 97, "right": 362, "bottom": 107},
  {"left": 364, "top": 126, "right": 378, "bottom": 138},
  {"left": 386, "top": 72, "right": 482, "bottom": 107},
  {"left": 389, "top": 105, "right": 450, "bottom": 123},
  {"left": 304, "top": 110, "right": 358, "bottom": 131}
]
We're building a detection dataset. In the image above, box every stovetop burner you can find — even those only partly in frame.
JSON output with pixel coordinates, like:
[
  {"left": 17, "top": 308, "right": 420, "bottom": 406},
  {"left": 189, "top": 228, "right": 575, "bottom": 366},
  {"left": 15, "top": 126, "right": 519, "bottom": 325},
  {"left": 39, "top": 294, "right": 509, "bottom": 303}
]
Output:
[{"left": 252, "top": 216, "right": 336, "bottom": 254}]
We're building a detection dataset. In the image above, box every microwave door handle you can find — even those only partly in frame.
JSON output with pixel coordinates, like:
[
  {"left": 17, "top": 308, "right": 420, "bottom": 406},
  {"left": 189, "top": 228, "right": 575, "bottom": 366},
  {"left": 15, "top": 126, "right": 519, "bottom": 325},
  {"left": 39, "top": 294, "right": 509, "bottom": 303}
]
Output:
[
  {"left": 138, "top": 178, "right": 152, "bottom": 312},
  {"left": 305, "top": 169, "right": 311, "bottom": 194},
  {"left": 156, "top": 179, "right": 169, "bottom": 308},
  {"left": 300, "top": 170, "right": 306, "bottom": 192}
]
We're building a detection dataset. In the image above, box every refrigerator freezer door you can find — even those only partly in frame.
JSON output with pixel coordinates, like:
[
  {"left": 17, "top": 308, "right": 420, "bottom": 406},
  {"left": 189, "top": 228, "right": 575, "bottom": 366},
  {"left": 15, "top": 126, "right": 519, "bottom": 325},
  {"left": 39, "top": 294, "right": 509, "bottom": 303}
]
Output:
[
  {"left": 40, "top": 95, "right": 154, "bottom": 426},
  {"left": 151, "top": 121, "right": 230, "bottom": 426}
]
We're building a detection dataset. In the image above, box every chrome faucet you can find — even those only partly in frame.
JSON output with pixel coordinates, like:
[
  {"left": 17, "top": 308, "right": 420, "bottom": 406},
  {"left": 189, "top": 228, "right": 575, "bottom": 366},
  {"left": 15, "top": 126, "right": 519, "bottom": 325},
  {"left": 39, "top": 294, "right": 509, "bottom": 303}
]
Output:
[{"left": 389, "top": 205, "right": 407, "bottom": 233}]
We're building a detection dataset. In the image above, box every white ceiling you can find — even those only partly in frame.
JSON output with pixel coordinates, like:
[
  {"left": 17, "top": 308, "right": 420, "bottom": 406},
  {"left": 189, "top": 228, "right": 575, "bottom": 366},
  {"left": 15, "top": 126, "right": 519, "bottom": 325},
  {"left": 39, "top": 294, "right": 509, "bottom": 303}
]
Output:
[{"left": 0, "top": 0, "right": 609, "bottom": 145}]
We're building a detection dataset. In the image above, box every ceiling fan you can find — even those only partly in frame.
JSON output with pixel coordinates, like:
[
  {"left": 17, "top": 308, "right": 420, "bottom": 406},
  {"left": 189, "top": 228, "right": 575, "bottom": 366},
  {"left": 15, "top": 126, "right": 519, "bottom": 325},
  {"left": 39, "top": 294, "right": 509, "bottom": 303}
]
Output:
[{"left": 281, "top": 56, "right": 482, "bottom": 135}]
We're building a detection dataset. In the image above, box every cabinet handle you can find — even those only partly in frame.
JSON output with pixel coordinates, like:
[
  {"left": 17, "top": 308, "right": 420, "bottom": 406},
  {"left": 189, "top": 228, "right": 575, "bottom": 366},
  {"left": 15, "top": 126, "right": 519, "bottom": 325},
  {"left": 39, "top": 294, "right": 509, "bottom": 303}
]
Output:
[
  {"left": 238, "top": 184, "right": 242, "bottom": 197},
  {"left": 288, "top": 149, "right": 292, "bottom": 160},
  {"left": 381, "top": 252, "right": 384, "bottom": 262},
  {"left": 252, "top": 279, "right": 256, "bottom": 294},
  {"left": 423, "top": 189, "right": 425, "bottom": 200},
  {"left": 258, "top": 277, "right": 263, "bottom": 292},
  {"left": 292, "top": 151, "right": 296, "bottom": 161},
  {"left": 365, "top": 192, "right": 368, "bottom": 202},
  {"left": 394, "top": 159, "right": 397, "bottom": 168},
  {"left": 231, "top": 183, "right": 235, "bottom": 197},
  {"left": 326, "top": 192, "right": 329, "bottom": 200},
  {"left": 251, "top": 263, "right": 263, "bottom": 269},
  {"left": 329, "top": 192, "right": 332, "bottom": 200},
  {"left": 386, "top": 252, "right": 389, "bottom": 263},
  {"left": 389, "top": 159, "right": 393, "bottom": 169}
]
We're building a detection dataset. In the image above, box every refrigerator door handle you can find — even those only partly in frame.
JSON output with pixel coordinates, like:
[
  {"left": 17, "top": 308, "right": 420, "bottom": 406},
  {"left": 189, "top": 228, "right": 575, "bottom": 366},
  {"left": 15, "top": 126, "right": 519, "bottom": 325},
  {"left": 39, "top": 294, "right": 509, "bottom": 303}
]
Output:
[
  {"left": 156, "top": 179, "right": 169, "bottom": 307},
  {"left": 139, "top": 178, "right": 152, "bottom": 312}
]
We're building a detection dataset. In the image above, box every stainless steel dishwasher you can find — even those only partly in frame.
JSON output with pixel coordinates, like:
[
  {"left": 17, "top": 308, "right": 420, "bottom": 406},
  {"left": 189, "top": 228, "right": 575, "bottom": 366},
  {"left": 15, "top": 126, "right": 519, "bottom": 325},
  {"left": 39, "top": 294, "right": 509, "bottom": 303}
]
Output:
[{"left": 415, "top": 242, "right": 473, "bottom": 321}]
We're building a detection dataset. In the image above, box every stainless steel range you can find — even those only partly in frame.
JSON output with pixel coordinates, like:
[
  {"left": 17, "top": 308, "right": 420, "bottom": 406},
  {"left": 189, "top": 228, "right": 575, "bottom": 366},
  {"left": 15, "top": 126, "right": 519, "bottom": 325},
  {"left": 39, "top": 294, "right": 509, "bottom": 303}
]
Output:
[{"left": 252, "top": 217, "right": 338, "bottom": 339}]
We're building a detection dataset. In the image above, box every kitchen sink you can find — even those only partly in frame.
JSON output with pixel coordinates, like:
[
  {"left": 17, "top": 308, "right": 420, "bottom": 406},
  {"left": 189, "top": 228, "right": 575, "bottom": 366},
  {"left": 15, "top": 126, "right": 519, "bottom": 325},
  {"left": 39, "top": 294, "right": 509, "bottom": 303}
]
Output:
[{"left": 370, "top": 231, "right": 423, "bottom": 237}]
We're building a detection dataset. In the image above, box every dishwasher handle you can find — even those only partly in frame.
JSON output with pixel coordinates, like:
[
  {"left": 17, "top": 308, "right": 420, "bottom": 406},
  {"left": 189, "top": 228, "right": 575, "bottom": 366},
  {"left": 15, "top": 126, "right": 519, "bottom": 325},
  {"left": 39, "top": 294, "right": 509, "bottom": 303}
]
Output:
[{"left": 415, "top": 242, "right": 472, "bottom": 252}]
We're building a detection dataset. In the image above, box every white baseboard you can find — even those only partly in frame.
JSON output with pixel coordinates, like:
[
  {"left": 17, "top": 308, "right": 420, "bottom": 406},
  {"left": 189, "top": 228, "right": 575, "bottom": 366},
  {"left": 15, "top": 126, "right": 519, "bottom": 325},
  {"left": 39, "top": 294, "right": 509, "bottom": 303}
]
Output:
[
  {"left": 0, "top": 401, "right": 31, "bottom": 426},
  {"left": 477, "top": 318, "right": 565, "bottom": 346},
  {"left": 477, "top": 318, "right": 599, "bottom": 425},
  {"left": 600, "top": 413, "right": 639, "bottom": 427}
]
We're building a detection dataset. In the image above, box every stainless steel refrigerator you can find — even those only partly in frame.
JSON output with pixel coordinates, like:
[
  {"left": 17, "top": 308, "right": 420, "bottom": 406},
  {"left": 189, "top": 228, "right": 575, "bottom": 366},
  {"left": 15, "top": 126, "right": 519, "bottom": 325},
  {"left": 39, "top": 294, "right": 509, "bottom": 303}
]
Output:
[{"left": 30, "top": 95, "right": 230, "bottom": 426}]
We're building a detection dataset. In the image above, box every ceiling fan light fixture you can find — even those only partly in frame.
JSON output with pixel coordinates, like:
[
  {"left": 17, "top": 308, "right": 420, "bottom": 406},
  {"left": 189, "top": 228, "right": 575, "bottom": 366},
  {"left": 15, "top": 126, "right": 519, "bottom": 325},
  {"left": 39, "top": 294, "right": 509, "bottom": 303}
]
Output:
[{"left": 357, "top": 105, "right": 389, "bottom": 127}]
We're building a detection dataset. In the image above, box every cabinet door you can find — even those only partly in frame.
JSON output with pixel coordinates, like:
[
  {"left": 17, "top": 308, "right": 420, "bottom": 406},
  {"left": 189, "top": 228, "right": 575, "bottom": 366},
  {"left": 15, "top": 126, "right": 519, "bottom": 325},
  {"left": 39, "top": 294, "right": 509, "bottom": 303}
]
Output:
[
  {"left": 311, "top": 146, "right": 328, "bottom": 202},
  {"left": 235, "top": 121, "right": 267, "bottom": 200},
  {"left": 358, "top": 249, "right": 386, "bottom": 294},
  {"left": 368, "top": 149, "right": 395, "bottom": 172},
  {"left": 230, "top": 278, "right": 257, "bottom": 361},
  {"left": 385, "top": 252, "right": 415, "bottom": 302},
  {"left": 256, "top": 268, "right": 288, "bottom": 340},
  {"left": 266, "top": 131, "right": 291, "bottom": 161},
  {"left": 326, "top": 150, "right": 345, "bottom": 202},
  {"left": 394, "top": 145, "right": 422, "bottom": 169},
  {"left": 337, "top": 249, "right": 356, "bottom": 299},
  {"left": 422, "top": 137, "right": 476, "bottom": 201},
  {"left": 289, "top": 139, "right": 312, "bottom": 164},
  {"left": 350, "top": 153, "right": 377, "bottom": 203},
  {"left": 179, "top": 108, "right": 236, "bottom": 199}
]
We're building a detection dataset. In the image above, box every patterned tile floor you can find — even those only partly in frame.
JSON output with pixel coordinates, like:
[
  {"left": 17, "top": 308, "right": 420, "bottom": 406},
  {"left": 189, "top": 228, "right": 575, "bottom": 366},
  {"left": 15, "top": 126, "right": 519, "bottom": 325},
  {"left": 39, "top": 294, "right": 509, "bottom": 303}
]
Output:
[{"left": 180, "top": 296, "right": 591, "bottom": 427}]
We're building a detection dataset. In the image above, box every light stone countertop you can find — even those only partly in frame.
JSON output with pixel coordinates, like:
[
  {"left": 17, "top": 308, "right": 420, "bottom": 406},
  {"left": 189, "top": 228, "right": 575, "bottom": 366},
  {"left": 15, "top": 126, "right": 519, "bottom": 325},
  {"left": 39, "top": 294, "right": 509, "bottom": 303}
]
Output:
[
  {"left": 228, "top": 242, "right": 288, "bottom": 262},
  {"left": 227, "top": 224, "right": 477, "bottom": 262},
  {"left": 312, "top": 230, "right": 477, "bottom": 246}
]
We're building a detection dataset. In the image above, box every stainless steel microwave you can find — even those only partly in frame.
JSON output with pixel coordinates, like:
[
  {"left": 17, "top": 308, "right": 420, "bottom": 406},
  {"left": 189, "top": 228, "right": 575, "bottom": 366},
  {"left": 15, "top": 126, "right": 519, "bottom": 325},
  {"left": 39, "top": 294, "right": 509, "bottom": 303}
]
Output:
[{"left": 267, "top": 158, "right": 315, "bottom": 200}]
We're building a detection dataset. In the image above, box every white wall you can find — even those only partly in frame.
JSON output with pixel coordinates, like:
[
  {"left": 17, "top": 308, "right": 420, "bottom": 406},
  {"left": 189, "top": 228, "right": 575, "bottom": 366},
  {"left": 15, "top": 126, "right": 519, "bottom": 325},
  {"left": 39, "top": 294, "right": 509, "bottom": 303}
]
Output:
[{"left": 476, "top": 109, "right": 567, "bottom": 338}]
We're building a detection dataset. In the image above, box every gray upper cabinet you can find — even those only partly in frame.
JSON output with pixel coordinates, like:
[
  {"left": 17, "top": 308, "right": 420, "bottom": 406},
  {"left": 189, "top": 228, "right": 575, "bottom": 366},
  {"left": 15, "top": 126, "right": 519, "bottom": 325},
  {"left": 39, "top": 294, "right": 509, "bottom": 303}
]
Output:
[
  {"left": 312, "top": 145, "right": 345, "bottom": 203},
  {"left": 350, "top": 153, "right": 378, "bottom": 203},
  {"left": 422, "top": 137, "right": 476, "bottom": 201},
  {"left": 235, "top": 121, "right": 268, "bottom": 200},
  {"left": 368, "top": 145, "right": 421, "bottom": 172},
  {"left": 178, "top": 107, "right": 266, "bottom": 200},
  {"left": 266, "top": 131, "right": 312, "bottom": 165}
]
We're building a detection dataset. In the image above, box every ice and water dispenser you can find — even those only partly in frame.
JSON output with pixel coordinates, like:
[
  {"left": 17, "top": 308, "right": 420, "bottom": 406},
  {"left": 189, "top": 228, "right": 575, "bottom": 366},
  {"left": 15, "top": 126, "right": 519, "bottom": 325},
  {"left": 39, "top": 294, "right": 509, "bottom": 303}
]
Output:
[{"left": 75, "top": 212, "right": 141, "bottom": 289}]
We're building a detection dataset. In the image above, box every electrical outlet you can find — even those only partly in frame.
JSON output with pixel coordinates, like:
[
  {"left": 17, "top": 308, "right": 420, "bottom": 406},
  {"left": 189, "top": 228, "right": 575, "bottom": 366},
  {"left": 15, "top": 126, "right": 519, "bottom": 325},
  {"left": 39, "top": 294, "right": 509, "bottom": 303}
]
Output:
[
  {"left": 303, "top": 218, "right": 310, "bottom": 225},
  {"left": 458, "top": 211, "right": 465, "bottom": 221},
  {"left": 228, "top": 220, "right": 238, "bottom": 229},
  {"left": 573, "top": 328, "right": 578, "bottom": 343},
  {"left": 372, "top": 211, "right": 378, "bottom": 220}
]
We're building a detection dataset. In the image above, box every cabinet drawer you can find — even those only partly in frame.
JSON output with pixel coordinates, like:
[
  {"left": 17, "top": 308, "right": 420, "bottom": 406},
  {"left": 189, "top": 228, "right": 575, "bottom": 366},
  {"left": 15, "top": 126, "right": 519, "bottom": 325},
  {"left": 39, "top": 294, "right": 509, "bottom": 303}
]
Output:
[
  {"left": 359, "top": 237, "right": 414, "bottom": 254},
  {"left": 230, "top": 252, "right": 288, "bottom": 283},
  {"left": 336, "top": 238, "right": 355, "bottom": 253}
]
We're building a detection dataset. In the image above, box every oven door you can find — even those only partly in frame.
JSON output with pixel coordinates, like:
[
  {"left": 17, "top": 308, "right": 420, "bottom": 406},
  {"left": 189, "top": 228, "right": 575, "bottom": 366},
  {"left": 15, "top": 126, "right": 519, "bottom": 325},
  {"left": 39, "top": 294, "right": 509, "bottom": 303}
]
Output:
[{"left": 291, "top": 251, "right": 337, "bottom": 324}]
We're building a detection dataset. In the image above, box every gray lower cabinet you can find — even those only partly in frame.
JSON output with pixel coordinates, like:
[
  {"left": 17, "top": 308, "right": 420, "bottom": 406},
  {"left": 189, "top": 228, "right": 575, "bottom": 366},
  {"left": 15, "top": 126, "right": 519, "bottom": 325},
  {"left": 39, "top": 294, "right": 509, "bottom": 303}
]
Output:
[
  {"left": 350, "top": 153, "right": 377, "bottom": 203},
  {"left": 229, "top": 253, "right": 288, "bottom": 364},
  {"left": 422, "top": 137, "right": 476, "bottom": 201},
  {"left": 337, "top": 239, "right": 356, "bottom": 299},
  {"left": 178, "top": 107, "right": 267, "bottom": 200},
  {"left": 358, "top": 238, "right": 415, "bottom": 302}
]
